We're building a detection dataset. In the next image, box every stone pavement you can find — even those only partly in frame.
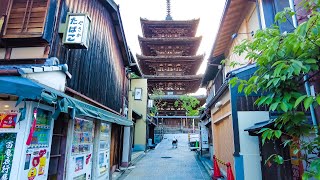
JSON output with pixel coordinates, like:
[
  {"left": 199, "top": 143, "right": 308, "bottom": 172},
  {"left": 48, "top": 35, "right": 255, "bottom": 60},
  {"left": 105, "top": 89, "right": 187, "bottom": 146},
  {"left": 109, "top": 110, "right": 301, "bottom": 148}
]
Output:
[
  {"left": 197, "top": 152, "right": 213, "bottom": 177},
  {"left": 118, "top": 134, "right": 211, "bottom": 180}
]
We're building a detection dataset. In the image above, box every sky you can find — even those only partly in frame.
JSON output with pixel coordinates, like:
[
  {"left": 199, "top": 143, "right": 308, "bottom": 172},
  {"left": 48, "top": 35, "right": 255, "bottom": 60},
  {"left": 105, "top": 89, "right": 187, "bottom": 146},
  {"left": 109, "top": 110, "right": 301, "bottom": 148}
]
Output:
[{"left": 114, "top": 0, "right": 227, "bottom": 94}]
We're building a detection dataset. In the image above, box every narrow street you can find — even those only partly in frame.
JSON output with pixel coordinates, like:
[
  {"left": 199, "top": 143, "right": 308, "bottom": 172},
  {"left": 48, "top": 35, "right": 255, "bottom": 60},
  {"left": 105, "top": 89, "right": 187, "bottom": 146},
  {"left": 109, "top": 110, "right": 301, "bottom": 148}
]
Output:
[{"left": 120, "top": 134, "right": 210, "bottom": 180}]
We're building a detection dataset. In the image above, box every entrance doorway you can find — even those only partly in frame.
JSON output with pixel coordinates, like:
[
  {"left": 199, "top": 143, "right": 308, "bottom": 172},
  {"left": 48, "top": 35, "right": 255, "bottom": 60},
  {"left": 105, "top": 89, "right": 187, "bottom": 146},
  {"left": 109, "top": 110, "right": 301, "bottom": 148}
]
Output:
[{"left": 48, "top": 114, "right": 69, "bottom": 180}]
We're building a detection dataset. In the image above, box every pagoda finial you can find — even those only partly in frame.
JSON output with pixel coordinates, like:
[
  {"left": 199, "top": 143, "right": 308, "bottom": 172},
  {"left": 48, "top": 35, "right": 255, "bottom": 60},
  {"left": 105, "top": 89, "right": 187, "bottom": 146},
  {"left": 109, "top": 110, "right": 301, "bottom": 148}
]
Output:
[{"left": 166, "top": 0, "right": 173, "bottom": 20}]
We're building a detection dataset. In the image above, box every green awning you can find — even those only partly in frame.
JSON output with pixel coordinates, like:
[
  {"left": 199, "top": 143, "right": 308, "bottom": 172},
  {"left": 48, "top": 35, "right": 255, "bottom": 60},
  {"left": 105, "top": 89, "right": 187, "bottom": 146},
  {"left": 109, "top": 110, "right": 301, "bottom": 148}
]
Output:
[{"left": 0, "top": 76, "right": 133, "bottom": 126}]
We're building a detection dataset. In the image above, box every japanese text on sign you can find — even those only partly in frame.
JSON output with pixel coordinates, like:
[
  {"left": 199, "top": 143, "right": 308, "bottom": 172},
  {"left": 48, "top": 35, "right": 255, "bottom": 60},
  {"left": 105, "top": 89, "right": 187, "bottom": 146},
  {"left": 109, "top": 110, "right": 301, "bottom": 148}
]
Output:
[
  {"left": 65, "top": 15, "right": 85, "bottom": 44},
  {"left": 0, "top": 133, "right": 17, "bottom": 180}
]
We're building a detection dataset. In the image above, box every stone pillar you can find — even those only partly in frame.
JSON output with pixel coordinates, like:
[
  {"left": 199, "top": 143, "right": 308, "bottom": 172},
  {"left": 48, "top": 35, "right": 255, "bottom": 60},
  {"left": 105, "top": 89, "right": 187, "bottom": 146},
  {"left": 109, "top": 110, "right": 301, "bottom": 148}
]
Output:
[{"left": 121, "top": 126, "right": 131, "bottom": 167}]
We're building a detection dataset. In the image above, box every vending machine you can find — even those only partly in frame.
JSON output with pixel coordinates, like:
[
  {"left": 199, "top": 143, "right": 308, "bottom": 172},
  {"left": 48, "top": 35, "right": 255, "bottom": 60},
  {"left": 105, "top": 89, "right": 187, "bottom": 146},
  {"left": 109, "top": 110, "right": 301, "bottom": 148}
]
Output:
[
  {"left": 97, "top": 122, "right": 111, "bottom": 180},
  {"left": 0, "top": 101, "right": 54, "bottom": 180},
  {"left": 66, "top": 117, "right": 94, "bottom": 180}
]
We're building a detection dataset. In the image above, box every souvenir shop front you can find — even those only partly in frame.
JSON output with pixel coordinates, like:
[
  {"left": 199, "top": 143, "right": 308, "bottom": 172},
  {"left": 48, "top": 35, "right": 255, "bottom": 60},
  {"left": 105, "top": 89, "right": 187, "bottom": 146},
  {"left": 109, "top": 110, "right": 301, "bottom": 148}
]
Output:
[{"left": 0, "top": 76, "right": 132, "bottom": 180}]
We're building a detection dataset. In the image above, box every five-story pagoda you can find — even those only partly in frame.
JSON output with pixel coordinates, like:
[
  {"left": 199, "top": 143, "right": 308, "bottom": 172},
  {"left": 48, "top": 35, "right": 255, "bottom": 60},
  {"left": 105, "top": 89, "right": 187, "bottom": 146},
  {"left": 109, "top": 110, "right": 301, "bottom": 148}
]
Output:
[{"left": 137, "top": 0, "right": 204, "bottom": 132}]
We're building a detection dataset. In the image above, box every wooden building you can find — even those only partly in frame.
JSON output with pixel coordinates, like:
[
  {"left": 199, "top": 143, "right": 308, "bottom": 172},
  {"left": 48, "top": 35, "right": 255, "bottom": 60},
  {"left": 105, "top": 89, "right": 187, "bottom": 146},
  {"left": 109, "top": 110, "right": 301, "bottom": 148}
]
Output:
[
  {"left": 137, "top": 6, "right": 204, "bottom": 132},
  {"left": 201, "top": 0, "right": 307, "bottom": 179},
  {"left": 0, "top": 0, "right": 138, "bottom": 179}
]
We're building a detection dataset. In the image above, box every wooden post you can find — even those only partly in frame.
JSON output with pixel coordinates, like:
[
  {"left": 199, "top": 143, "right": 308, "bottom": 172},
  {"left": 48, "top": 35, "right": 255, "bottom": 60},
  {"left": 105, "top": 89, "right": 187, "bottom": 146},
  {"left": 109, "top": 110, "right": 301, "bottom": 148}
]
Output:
[{"left": 91, "top": 119, "right": 101, "bottom": 179}]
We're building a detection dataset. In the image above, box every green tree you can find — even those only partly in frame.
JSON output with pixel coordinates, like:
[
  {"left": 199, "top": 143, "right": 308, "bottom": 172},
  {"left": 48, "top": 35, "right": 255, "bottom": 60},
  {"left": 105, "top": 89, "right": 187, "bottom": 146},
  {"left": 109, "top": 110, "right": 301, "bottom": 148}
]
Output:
[
  {"left": 174, "top": 95, "right": 201, "bottom": 116},
  {"left": 149, "top": 89, "right": 166, "bottom": 116},
  {"left": 228, "top": 1, "right": 320, "bottom": 179}
]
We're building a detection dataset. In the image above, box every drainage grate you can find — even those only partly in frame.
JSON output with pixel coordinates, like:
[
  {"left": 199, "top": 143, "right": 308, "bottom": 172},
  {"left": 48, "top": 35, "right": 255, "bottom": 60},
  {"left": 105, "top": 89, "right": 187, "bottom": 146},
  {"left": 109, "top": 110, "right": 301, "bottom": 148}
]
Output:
[{"left": 161, "top": 156, "right": 172, "bottom": 159}]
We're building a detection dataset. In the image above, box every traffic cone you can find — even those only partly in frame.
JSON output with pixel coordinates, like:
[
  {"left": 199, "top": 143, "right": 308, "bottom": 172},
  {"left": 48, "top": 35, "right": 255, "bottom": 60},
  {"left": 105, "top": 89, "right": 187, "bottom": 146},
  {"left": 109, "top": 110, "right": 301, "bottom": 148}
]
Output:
[
  {"left": 226, "top": 162, "right": 235, "bottom": 180},
  {"left": 212, "top": 155, "right": 222, "bottom": 179}
]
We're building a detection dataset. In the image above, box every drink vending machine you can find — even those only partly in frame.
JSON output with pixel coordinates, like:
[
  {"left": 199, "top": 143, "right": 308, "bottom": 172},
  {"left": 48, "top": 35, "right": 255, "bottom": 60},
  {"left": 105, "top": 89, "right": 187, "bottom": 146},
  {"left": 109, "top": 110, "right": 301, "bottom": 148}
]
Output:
[
  {"left": 0, "top": 101, "right": 54, "bottom": 180},
  {"left": 97, "top": 122, "right": 111, "bottom": 180},
  {"left": 66, "top": 117, "right": 94, "bottom": 180}
]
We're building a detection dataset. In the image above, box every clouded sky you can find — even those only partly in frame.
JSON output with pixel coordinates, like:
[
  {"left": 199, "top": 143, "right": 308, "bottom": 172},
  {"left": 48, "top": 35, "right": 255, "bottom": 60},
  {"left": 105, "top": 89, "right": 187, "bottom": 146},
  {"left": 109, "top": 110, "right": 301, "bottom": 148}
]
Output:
[{"left": 114, "top": 0, "right": 227, "bottom": 94}]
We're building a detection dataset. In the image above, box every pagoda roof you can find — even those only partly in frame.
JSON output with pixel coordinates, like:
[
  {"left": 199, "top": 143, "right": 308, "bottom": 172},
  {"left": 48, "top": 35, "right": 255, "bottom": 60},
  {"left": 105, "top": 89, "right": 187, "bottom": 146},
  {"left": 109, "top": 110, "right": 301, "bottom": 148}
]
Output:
[
  {"left": 138, "top": 36, "right": 202, "bottom": 56},
  {"left": 136, "top": 54, "right": 204, "bottom": 61},
  {"left": 140, "top": 18, "right": 200, "bottom": 37},
  {"left": 140, "top": 18, "right": 200, "bottom": 25},
  {"left": 137, "top": 55, "right": 204, "bottom": 75},
  {"left": 150, "top": 94, "right": 206, "bottom": 101},
  {"left": 147, "top": 77, "right": 202, "bottom": 94},
  {"left": 144, "top": 74, "right": 202, "bottom": 80}
]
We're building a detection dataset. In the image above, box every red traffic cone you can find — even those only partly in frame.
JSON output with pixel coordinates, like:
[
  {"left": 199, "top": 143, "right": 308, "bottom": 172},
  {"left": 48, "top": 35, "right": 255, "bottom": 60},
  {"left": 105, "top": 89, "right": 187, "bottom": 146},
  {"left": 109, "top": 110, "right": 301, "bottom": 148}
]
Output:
[
  {"left": 226, "top": 162, "right": 235, "bottom": 180},
  {"left": 212, "top": 155, "right": 223, "bottom": 179}
]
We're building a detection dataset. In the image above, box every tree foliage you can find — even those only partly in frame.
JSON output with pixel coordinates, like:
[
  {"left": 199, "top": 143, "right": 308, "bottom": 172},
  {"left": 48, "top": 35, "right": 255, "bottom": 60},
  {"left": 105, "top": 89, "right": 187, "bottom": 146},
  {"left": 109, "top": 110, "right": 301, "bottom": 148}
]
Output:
[
  {"left": 149, "top": 89, "right": 166, "bottom": 116},
  {"left": 174, "top": 95, "right": 201, "bottom": 116},
  {"left": 228, "top": 1, "right": 320, "bottom": 179}
]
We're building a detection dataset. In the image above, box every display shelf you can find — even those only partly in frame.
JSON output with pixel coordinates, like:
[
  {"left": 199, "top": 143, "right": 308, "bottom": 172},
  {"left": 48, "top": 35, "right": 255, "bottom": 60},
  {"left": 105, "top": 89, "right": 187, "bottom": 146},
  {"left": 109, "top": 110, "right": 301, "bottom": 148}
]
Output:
[
  {"left": 73, "top": 131, "right": 93, "bottom": 134},
  {"left": 35, "top": 125, "right": 50, "bottom": 129},
  {"left": 28, "top": 144, "right": 49, "bottom": 149},
  {"left": 71, "top": 151, "right": 91, "bottom": 156},
  {"left": 72, "top": 142, "right": 92, "bottom": 146}
]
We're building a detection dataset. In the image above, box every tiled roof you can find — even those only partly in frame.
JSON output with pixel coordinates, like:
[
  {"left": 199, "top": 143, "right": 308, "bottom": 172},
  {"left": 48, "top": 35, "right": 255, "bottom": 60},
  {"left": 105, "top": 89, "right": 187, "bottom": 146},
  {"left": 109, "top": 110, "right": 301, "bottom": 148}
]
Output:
[{"left": 0, "top": 63, "right": 72, "bottom": 78}]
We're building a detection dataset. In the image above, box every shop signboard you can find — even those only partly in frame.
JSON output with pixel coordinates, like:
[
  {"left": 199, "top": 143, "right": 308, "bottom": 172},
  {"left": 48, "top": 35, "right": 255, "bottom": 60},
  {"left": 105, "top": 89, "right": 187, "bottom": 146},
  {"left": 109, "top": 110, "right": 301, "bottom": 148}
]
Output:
[
  {"left": 0, "top": 133, "right": 16, "bottom": 180},
  {"left": 200, "top": 123, "right": 209, "bottom": 149},
  {"left": 63, "top": 13, "right": 91, "bottom": 49},
  {"left": 0, "top": 113, "right": 17, "bottom": 128}
]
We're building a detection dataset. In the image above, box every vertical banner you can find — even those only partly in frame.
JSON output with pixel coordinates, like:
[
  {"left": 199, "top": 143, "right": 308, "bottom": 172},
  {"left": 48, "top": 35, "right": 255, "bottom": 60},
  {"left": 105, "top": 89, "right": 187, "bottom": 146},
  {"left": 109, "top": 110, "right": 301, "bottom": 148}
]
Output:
[{"left": 0, "top": 133, "right": 17, "bottom": 180}]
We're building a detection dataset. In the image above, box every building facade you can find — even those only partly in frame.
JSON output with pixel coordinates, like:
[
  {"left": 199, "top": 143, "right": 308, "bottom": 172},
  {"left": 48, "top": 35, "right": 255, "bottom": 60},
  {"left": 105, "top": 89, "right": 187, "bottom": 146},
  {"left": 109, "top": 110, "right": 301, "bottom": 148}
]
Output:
[
  {"left": 201, "top": 0, "right": 306, "bottom": 179},
  {"left": 0, "top": 0, "right": 136, "bottom": 179},
  {"left": 129, "top": 78, "right": 148, "bottom": 151}
]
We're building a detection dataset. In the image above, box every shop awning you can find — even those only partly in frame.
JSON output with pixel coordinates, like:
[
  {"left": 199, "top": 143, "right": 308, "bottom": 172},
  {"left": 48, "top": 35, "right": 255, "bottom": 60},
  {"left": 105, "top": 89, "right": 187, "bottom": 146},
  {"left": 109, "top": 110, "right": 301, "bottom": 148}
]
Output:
[
  {"left": 244, "top": 119, "right": 275, "bottom": 136},
  {"left": 132, "top": 109, "right": 142, "bottom": 120},
  {"left": 0, "top": 76, "right": 133, "bottom": 126},
  {"left": 0, "top": 76, "right": 43, "bottom": 100}
]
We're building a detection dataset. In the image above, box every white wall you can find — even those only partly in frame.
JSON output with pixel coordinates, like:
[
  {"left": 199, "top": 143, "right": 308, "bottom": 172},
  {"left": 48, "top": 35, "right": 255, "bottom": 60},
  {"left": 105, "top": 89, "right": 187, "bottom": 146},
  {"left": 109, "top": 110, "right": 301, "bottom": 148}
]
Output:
[
  {"left": 23, "top": 71, "right": 66, "bottom": 92},
  {"left": 238, "top": 111, "right": 269, "bottom": 180}
]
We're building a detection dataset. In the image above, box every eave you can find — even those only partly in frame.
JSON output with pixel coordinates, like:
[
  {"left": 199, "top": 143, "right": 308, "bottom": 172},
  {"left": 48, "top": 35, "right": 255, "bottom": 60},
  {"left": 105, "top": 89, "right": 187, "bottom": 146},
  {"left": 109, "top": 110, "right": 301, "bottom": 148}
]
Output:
[
  {"left": 144, "top": 74, "right": 202, "bottom": 80},
  {"left": 138, "top": 36, "right": 202, "bottom": 56},
  {"left": 210, "top": 0, "right": 252, "bottom": 58},
  {"left": 136, "top": 54, "right": 204, "bottom": 61},
  {"left": 100, "top": 0, "right": 133, "bottom": 66},
  {"left": 201, "top": 54, "right": 225, "bottom": 87},
  {"left": 137, "top": 54, "right": 204, "bottom": 75},
  {"left": 150, "top": 94, "right": 206, "bottom": 100},
  {"left": 138, "top": 36, "right": 202, "bottom": 43},
  {"left": 140, "top": 18, "right": 200, "bottom": 37}
]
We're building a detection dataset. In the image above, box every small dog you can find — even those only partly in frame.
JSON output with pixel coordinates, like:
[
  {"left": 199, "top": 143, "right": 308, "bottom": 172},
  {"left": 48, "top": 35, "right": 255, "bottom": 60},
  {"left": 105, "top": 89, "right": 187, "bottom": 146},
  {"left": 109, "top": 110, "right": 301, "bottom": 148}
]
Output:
[{"left": 172, "top": 137, "right": 178, "bottom": 148}]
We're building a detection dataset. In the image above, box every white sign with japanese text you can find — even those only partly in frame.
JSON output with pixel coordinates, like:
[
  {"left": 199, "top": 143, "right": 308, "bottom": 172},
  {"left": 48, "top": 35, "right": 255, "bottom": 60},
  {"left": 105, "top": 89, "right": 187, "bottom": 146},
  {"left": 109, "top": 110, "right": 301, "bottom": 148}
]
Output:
[
  {"left": 63, "top": 13, "right": 91, "bottom": 49},
  {"left": 65, "top": 15, "right": 85, "bottom": 44}
]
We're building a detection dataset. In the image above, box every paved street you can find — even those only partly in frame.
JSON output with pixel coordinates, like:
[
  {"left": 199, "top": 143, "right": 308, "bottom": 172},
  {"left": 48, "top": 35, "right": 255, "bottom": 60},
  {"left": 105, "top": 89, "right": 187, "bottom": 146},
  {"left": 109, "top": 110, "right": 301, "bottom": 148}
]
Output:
[{"left": 120, "top": 134, "right": 210, "bottom": 180}]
